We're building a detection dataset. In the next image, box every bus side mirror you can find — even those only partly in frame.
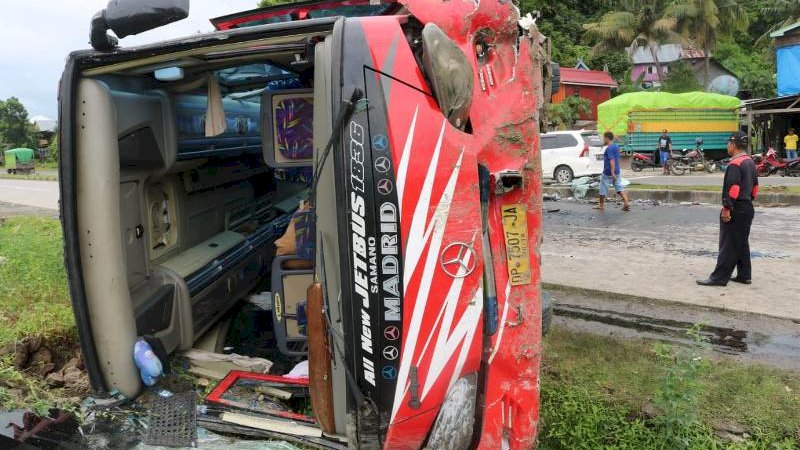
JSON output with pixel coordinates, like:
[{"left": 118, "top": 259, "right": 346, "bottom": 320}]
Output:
[{"left": 91, "top": 0, "right": 190, "bottom": 51}]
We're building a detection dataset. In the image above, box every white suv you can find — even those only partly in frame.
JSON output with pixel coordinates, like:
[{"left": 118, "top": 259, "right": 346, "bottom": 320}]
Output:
[{"left": 540, "top": 130, "right": 605, "bottom": 183}]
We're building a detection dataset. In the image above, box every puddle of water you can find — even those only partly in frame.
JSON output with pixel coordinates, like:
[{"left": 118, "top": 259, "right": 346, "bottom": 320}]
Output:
[
  {"left": 554, "top": 304, "right": 800, "bottom": 367},
  {"left": 750, "top": 251, "right": 790, "bottom": 259},
  {"left": 675, "top": 249, "right": 789, "bottom": 259}
]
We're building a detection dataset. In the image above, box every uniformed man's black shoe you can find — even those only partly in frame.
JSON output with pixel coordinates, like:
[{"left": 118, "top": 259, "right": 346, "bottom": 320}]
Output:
[
  {"left": 696, "top": 278, "right": 727, "bottom": 287},
  {"left": 730, "top": 277, "right": 752, "bottom": 285}
]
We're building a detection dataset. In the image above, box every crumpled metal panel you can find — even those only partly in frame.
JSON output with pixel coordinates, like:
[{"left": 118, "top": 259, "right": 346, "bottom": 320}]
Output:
[{"left": 380, "top": 1, "right": 546, "bottom": 449}]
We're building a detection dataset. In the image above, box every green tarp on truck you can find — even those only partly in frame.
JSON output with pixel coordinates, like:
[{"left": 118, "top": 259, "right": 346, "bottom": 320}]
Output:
[
  {"left": 597, "top": 92, "right": 741, "bottom": 137},
  {"left": 598, "top": 92, "right": 741, "bottom": 156}
]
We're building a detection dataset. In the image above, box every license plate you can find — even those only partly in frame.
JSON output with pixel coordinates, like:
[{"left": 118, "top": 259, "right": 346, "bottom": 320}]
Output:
[
  {"left": 595, "top": 154, "right": 604, "bottom": 161},
  {"left": 500, "top": 204, "right": 531, "bottom": 286}
]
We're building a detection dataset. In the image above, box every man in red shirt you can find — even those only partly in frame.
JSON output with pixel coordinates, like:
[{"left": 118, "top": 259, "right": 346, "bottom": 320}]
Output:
[{"left": 697, "top": 132, "right": 759, "bottom": 286}]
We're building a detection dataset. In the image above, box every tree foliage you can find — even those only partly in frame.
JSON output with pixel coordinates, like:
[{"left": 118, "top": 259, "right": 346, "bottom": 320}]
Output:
[
  {"left": 0, "top": 98, "right": 36, "bottom": 150},
  {"left": 668, "top": 0, "right": 748, "bottom": 86},
  {"left": 572, "top": 0, "right": 783, "bottom": 96},
  {"left": 661, "top": 61, "right": 703, "bottom": 93},
  {"left": 258, "top": 0, "right": 294, "bottom": 7},
  {"left": 583, "top": 0, "right": 682, "bottom": 81},
  {"left": 548, "top": 96, "right": 592, "bottom": 130},
  {"left": 760, "top": 0, "right": 800, "bottom": 38}
]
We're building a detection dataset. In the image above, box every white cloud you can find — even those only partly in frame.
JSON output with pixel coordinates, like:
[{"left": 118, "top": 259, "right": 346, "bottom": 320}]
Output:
[{"left": 0, "top": 0, "right": 259, "bottom": 118}]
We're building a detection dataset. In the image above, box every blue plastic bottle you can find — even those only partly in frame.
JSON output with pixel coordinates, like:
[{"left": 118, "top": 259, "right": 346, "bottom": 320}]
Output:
[{"left": 133, "top": 339, "right": 163, "bottom": 386}]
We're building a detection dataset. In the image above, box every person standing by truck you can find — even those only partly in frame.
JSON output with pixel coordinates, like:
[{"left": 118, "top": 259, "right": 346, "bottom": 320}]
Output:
[
  {"left": 658, "top": 129, "right": 672, "bottom": 175},
  {"left": 784, "top": 128, "right": 798, "bottom": 160},
  {"left": 697, "top": 132, "right": 758, "bottom": 286},
  {"left": 595, "top": 131, "right": 631, "bottom": 212}
]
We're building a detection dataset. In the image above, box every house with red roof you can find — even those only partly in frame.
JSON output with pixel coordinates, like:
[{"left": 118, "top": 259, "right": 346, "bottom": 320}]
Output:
[{"left": 552, "top": 66, "right": 618, "bottom": 122}]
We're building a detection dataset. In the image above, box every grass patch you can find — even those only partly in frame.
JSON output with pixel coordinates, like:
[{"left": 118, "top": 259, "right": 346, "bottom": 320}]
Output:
[
  {"left": 629, "top": 184, "right": 800, "bottom": 195},
  {"left": 540, "top": 327, "right": 800, "bottom": 449},
  {"left": 0, "top": 216, "right": 77, "bottom": 411},
  {"left": 0, "top": 216, "right": 73, "bottom": 345},
  {"left": 0, "top": 173, "right": 58, "bottom": 182}
]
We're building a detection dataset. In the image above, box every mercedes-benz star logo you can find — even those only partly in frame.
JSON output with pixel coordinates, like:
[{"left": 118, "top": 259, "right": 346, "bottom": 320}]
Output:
[
  {"left": 372, "top": 134, "right": 388, "bottom": 151},
  {"left": 374, "top": 157, "right": 391, "bottom": 173},
  {"left": 382, "top": 365, "right": 398, "bottom": 380},
  {"left": 384, "top": 326, "right": 400, "bottom": 341},
  {"left": 377, "top": 178, "right": 394, "bottom": 195},
  {"left": 439, "top": 242, "right": 477, "bottom": 278},
  {"left": 382, "top": 346, "right": 399, "bottom": 361}
]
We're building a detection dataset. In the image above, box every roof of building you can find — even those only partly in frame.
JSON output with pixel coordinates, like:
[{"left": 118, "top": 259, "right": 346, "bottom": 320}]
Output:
[
  {"left": 631, "top": 43, "right": 707, "bottom": 65},
  {"left": 560, "top": 68, "right": 618, "bottom": 88},
  {"left": 574, "top": 59, "right": 591, "bottom": 71},
  {"left": 30, "top": 116, "right": 57, "bottom": 133},
  {"left": 742, "top": 94, "right": 800, "bottom": 112},
  {"left": 770, "top": 21, "right": 800, "bottom": 39}
]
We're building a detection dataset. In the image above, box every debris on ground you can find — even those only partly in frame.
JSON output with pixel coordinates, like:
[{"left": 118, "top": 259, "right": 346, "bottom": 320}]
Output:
[
  {"left": 143, "top": 391, "right": 198, "bottom": 447},
  {"left": 543, "top": 193, "right": 560, "bottom": 202},
  {"left": 134, "top": 428, "right": 303, "bottom": 450},
  {"left": 181, "top": 349, "right": 273, "bottom": 381},
  {"left": 0, "top": 337, "right": 90, "bottom": 394},
  {"left": 712, "top": 419, "right": 750, "bottom": 443},
  {"left": 569, "top": 177, "right": 596, "bottom": 199}
]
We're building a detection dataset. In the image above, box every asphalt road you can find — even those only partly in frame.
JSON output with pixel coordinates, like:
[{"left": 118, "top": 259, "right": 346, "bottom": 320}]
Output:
[
  {"left": 0, "top": 179, "right": 59, "bottom": 210},
  {"left": 541, "top": 199, "right": 800, "bottom": 321},
  {"left": 622, "top": 168, "right": 800, "bottom": 187}
]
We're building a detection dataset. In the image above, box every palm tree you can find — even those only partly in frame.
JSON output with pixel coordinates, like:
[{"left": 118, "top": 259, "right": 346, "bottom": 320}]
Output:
[
  {"left": 669, "top": 0, "right": 748, "bottom": 87},
  {"left": 760, "top": 0, "right": 800, "bottom": 40},
  {"left": 584, "top": 0, "right": 680, "bottom": 84}
]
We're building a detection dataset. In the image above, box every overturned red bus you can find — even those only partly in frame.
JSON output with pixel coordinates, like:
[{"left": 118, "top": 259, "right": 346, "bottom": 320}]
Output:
[{"left": 59, "top": 0, "right": 548, "bottom": 448}]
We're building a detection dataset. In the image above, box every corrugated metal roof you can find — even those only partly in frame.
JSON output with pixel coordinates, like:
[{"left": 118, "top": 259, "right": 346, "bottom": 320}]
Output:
[
  {"left": 560, "top": 68, "right": 618, "bottom": 87},
  {"left": 770, "top": 21, "right": 800, "bottom": 38},
  {"left": 631, "top": 44, "right": 682, "bottom": 64},
  {"left": 631, "top": 44, "right": 706, "bottom": 64},
  {"left": 30, "top": 116, "right": 57, "bottom": 133}
]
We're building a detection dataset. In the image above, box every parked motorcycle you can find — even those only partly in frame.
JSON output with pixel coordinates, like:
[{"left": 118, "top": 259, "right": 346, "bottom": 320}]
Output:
[
  {"left": 630, "top": 151, "right": 661, "bottom": 172},
  {"left": 754, "top": 147, "right": 800, "bottom": 177},
  {"left": 669, "top": 138, "right": 715, "bottom": 175}
]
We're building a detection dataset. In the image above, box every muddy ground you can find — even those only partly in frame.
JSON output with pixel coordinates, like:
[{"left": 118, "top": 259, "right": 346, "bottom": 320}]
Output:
[
  {"left": 549, "top": 288, "right": 800, "bottom": 370},
  {"left": 0, "top": 201, "right": 57, "bottom": 219},
  {"left": 541, "top": 199, "right": 800, "bottom": 321}
]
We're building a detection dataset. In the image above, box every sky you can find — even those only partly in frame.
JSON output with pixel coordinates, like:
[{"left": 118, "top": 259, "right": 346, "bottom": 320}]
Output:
[{"left": 0, "top": 0, "right": 259, "bottom": 120}]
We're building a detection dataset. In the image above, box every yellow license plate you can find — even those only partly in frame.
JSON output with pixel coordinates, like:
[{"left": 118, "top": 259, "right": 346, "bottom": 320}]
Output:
[{"left": 501, "top": 204, "right": 531, "bottom": 286}]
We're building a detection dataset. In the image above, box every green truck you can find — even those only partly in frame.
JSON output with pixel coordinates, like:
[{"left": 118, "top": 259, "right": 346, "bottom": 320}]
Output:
[
  {"left": 4, "top": 148, "right": 36, "bottom": 174},
  {"left": 598, "top": 92, "right": 741, "bottom": 159}
]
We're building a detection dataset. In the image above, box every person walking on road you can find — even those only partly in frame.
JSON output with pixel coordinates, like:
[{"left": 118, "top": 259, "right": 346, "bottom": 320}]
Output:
[
  {"left": 658, "top": 129, "right": 672, "bottom": 175},
  {"left": 595, "top": 131, "right": 630, "bottom": 212},
  {"left": 697, "top": 132, "right": 759, "bottom": 287},
  {"left": 785, "top": 128, "right": 798, "bottom": 160}
]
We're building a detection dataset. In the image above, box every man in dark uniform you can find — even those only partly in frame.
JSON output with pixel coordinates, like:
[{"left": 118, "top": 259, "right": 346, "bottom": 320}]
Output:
[{"left": 697, "top": 132, "right": 759, "bottom": 286}]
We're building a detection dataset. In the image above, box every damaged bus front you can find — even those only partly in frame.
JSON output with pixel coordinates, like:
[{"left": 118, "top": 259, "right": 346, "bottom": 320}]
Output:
[{"left": 59, "top": 0, "right": 548, "bottom": 448}]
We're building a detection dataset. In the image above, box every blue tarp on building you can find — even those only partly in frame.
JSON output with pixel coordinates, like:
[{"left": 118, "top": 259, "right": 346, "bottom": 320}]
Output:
[{"left": 777, "top": 44, "right": 800, "bottom": 96}]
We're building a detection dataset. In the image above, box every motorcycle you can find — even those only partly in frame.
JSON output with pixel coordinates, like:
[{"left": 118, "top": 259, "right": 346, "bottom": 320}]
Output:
[
  {"left": 754, "top": 147, "right": 800, "bottom": 177},
  {"left": 630, "top": 151, "right": 661, "bottom": 172},
  {"left": 669, "top": 138, "right": 715, "bottom": 175}
]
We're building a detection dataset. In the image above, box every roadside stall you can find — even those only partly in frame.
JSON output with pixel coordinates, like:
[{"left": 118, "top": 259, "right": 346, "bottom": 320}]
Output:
[{"left": 4, "top": 148, "right": 36, "bottom": 174}]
